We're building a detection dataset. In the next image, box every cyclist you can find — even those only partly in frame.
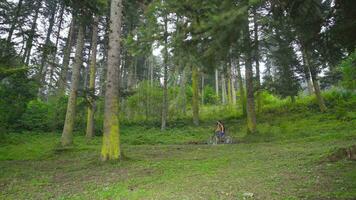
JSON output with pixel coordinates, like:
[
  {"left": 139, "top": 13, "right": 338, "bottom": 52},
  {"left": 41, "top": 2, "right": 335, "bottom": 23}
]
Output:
[{"left": 215, "top": 120, "right": 225, "bottom": 140}]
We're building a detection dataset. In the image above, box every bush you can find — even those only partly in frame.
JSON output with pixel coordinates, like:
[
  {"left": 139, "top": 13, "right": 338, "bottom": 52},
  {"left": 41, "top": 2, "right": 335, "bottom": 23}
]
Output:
[{"left": 340, "top": 51, "right": 356, "bottom": 90}]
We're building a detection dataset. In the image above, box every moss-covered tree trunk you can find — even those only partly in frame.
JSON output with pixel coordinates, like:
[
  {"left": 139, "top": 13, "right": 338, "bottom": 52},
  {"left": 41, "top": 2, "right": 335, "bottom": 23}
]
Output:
[
  {"left": 236, "top": 57, "right": 247, "bottom": 116},
  {"left": 57, "top": 18, "right": 75, "bottom": 96},
  {"left": 61, "top": 23, "right": 85, "bottom": 146},
  {"left": 101, "top": 0, "right": 123, "bottom": 161},
  {"left": 243, "top": 2, "right": 257, "bottom": 133},
  {"left": 86, "top": 15, "right": 99, "bottom": 139},
  {"left": 192, "top": 65, "right": 199, "bottom": 125}
]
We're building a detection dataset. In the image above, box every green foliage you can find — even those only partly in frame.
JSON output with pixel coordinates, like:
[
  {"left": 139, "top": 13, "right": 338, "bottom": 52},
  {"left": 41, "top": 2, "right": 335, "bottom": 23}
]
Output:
[
  {"left": 202, "top": 85, "right": 219, "bottom": 104},
  {"left": 21, "top": 100, "right": 51, "bottom": 131},
  {"left": 0, "top": 39, "right": 37, "bottom": 132},
  {"left": 340, "top": 51, "right": 356, "bottom": 90}
]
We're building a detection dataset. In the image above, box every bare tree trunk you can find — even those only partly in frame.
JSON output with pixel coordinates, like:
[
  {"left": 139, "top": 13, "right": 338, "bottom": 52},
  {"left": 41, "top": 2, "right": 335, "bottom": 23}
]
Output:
[
  {"left": 215, "top": 69, "right": 219, "bottom": 97},
  {"left": 253, "top": 8, "right": 261, "bottom": 113},
  {"left": 61, "top": 23, "right": 85, "bottom": 146},
  {"left": 6, "top": 0, "right": 23, "bottom": 45},
  {"left": 236, "top": 57, "right": 246, "bottom": 116},
  {"left": 301, "top": 49, "right": 314, "bottom": 95},
  {"left": 221, "top": 73, "right": 227, "bottom": 104},
  {"left": 227, "top": 64, "right": 233, "bottom": 105},
  {"left": 192, "top": 65, "right": 199, "bottom": 125},
  {"left": 48, "top": 3, "right": 65, "bottom": 86},
  {"left": 178, "top": 66, "right": 188, "bottom": 115},
  {"left": 161, "top": 16, "right": 169, "bottom": 131},
  {"left": 201, "top": 75, "right": 204, "bottom": 105},
  {"left": 101, "top": 0, "right": 123, "bottom": 161},
  {"left": 302, "top": 47, "right": 327, "bottom": 112},
  {"left": 23, "top": 1, "right": 40, "bottom": 65},
  {"left": 39, "top": 1, "right": 58, "bottom": 94},
  {"left": 243, "top": 3, "right": 257, "bottom": 133},
  {"left": 86, "top": 15, "right": 99, "bottom": 139},
  {"left": 231, "top": 64, "right": 237, "bottom": 105},
  {"left": 57, "top": 18, "right": 75, "bottom": 96}
]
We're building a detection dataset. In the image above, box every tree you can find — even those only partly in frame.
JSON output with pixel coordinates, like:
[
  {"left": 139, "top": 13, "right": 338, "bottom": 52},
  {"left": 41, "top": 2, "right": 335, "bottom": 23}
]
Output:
[
  {"left": 86, "top": 15, "right": 99, "bottom": 139},
  {"left": 61, "top": 22, "right": 85, "bottom": 146},
  {"left": 101, "top": 0, "right": 123, "bottom": 161},
  {"left": 242, "top": 0, "right": 257, "bottom": 134}
]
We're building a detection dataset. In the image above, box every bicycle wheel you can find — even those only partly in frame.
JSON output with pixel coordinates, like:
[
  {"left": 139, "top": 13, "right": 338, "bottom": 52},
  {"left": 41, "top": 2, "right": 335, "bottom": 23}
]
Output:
[
  {"left": 224, "top": 136, "right": 233, "bottom": 144},
  {"left": 212, "top": 135, "right": 219, "bottom": 145}
]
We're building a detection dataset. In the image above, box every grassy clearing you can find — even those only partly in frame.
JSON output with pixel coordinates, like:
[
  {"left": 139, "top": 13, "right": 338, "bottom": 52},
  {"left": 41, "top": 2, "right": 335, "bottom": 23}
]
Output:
[{"left": 0, "top": 107, "right": 356, "bottom": 199}]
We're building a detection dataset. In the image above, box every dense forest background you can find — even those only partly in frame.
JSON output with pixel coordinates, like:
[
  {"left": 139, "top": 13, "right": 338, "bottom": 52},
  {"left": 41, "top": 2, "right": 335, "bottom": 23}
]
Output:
[{"left": 1, "top": 0, "right": 354, "bottom": 136}]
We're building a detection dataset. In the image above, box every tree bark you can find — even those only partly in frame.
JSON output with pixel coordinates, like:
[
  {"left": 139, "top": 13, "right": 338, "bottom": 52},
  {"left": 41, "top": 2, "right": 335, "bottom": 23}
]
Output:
[
  {"left": 302, "top": 47, "right": 327, "bottom": 112},
  {"left": 253, "top": 7, "right": 262, "bottom": 113},
  {"left": 201, "top": 75, "right": 204, "bottom": 105},
  {"left": 39, "top": 1, "right": 58, "bottom": 92},
  {"left": 6, "top": 0, "right": 23, "bottom": 45},
  {"left": 57, "top": 18, "right": 75, "bottom": 96},
  {"left": 61, "top": 23, "right": 85, "bottom": 146},
  {"left": 86, "top": 15, "right": 99, "bottom": 139},
  {"left": 301, "top": 49, "right": 314, "bottom": 95},
  {"left": 192, "top": 65, "right": 199, "bottom": 125},
  {"left": 231, "top": 64, "right": 237, "bottom": 105},
  {"left": 48, "top": 2, "right": 65, "bottom": 87},
  {"left": 243, "top": 3, "right": 257, "bottom": 133},
  {"left": 101, "top": 0, "right": 123, "bottom": 161},
  {"left": 236, "top": 57, "right": 247, "bottom": 116},
  {"left": 215, "top": 69, "right": 219, "bottom": 97},
  {"left": 161, "top": 16, "right": 169, "bottom": 131},
  {"left": 221, "top": 73, "right": 227, "bottom": 104},
  {"left": 23, "top": 1, "right": 40, "bottom": 65}
]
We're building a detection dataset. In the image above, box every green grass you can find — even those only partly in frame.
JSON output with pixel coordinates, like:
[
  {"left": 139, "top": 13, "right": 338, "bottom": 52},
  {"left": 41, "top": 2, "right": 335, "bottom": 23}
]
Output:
[{"left": 1, "top": 96, "right": 356, "bottom": 199}]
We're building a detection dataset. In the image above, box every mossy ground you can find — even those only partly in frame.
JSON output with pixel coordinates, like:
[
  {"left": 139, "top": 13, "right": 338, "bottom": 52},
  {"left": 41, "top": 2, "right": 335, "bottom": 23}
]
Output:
[{"left": 0, "top": 105, "right": 355, "bottom": 199}]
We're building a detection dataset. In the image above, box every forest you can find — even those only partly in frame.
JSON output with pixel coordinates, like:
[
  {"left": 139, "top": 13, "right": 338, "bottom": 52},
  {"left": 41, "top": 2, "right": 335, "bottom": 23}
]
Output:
[{"left": 0, "top": 0, "right": 355, "bottom": 199}]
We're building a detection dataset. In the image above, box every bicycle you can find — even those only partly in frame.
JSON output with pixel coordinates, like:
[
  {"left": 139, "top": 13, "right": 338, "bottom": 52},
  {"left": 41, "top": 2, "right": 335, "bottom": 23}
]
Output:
[{"left": 207, "top": 131, "right": 233, "bottom": 145}]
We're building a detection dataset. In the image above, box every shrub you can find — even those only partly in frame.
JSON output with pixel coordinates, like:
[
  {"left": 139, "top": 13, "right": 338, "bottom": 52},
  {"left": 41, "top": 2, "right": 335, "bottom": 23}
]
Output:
[{"left": 340, "top": 51, "right": 356, "bottom": 90}]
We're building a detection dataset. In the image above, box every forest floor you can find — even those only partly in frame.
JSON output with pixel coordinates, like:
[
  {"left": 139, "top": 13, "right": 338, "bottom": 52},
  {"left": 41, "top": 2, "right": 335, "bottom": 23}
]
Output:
[{"left": 1, "top": 111, "right": 356, "bottom": 199}]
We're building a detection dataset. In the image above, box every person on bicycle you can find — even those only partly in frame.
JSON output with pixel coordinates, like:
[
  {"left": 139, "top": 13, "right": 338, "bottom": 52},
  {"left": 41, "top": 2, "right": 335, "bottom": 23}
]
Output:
[{"left": 215, "top": 121, "right": 225, "bottom": 139}]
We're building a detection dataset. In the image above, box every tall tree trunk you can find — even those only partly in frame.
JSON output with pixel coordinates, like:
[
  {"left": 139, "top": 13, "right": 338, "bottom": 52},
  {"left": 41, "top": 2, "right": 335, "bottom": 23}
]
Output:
[
  {"left": 57, "top": 18, "right": 75, "bottom": 96},
  {"left": 215, "top": 69, "right": 219, "bottom": 97},
  {"left": 236, "top": 57, "right": 247, "bottom": 116},
  {"left": 39, "top": 1, "right": 58, "bottom": 96},
  {"left": 201, "top": 75, "right": 204, "bottom": 105},
  {"left": 48, "top": 2, "right": 65, "bottom": 87},
  {"left": 302, "top": 47, "right": 327, "bottom": 112},
  {"left": 253, "top": 7, "right": 261, "bottom": 113},
  {"left": 86, "top": 15, "right": 99, "bottom": 139},
  {"left": 227, "top": 63, "right": 233, "bottom": 104},
  {"left": 192, "top": 65, "right": 199, "bottom": 125},
  {"left": 243, "top": 3, "right": 257, "bottom": 133},
  {"left": 6, "top": 0, "right": 23, "bottom": 45},
  {"left": 101, "top": 0, "right": 123, "bottom": 161},
  {"left": 301, "top": 49, "right": 314, "bottom": 95},
  {"left": 23, "top": 2, "right": 40, "bottom": 65},
  {"left": 178, "top": 66, "right": 187, "bottom": 115},
  {"left": 231, "top": 64, "right": 237, "bottom": 105},
  {"left": 161, "top": 16, "right": 169, "bottom": 131},
  {"left": 61, "top": 23, "right": 85, "bottom": 146},
  {"left": 221, "top": 73, "right": 227, "bottom": 104}
]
